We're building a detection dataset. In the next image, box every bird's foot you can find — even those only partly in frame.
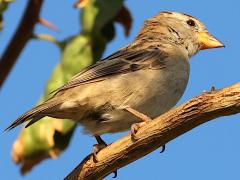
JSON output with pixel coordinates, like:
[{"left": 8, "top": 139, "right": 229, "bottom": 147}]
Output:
[
  {"left": 131, "top": 121, "right": 151, "bottom": 140},
  {"left": 124, "top": 107, "right": 166, "bottom": 152},
  {"left": 160, "top": 144, "right": 166, "bottom": 153},
  {"left": 131, "top": 124, "right": 166, "bottom": 152},
  {"left": 92, "top": 143, "right": 107, "bottom": 162},
  {"left": 92, "top": 135, "right": 107, "bottom": 163},
  {"left": 112, "top": 170, "right": 118, "bottom": 178},
  {"left": 131, "top": 122, "right": 146, "bottom": 137},
  {"left": 93, "top": 136, "right": 118, "bottom": 177},
  {"left": 124, "top": 107, "right": 152, "bottom": 140}
]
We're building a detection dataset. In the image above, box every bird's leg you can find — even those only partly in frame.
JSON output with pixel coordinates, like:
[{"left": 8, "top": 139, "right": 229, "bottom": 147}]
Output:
[
  {"left": 125, "top": 107, "right": 152, "bottom": 122},
  {"left": 124, "top": 107, "right": 152, "bottom": 138},
  {"left": 93, "top": 136, "right": 118, "bottom": 177},
  {"left": 95, "top": 135, "right": 107, "bottom": 145},
  {"left": 124, "top": 107, "right": 166, "bottom": 152},
  {"left": 92, "top": 135, "right": 107, "bottom": 162}
]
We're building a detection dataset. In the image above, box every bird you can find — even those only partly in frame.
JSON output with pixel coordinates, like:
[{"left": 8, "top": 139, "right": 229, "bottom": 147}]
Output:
[{"left": 6, "top": 11, "right": 224, "bottom": 157}]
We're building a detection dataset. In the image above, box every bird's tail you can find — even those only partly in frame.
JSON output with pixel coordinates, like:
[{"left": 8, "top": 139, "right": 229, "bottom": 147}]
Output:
[{"left": 5, "top": 100, "right": 62, "bottom": 131}]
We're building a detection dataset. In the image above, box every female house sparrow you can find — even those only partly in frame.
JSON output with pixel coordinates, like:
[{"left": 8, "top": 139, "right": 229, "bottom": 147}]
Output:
[{"left": 6, "top": 12, "right": 224, "bottom": 145}]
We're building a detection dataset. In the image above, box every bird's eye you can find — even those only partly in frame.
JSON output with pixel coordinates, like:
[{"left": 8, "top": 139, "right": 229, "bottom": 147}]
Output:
[{"left": 186, "top": 19, "right": 196, "bottom": 27}]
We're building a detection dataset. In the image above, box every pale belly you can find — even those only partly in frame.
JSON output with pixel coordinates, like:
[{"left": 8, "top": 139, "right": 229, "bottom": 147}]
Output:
[{"left": 76, "top": 59, "right": 190, "bottom": 135}]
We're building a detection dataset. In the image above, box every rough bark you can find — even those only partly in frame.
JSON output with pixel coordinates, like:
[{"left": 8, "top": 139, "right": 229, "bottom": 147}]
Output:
[{"left": 65, "top": 82, "right": 240, "bottom": 180}]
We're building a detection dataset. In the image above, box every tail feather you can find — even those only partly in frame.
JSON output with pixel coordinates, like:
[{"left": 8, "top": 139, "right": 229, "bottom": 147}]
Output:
[
  {"left": 24, "top": 115, "right": 44, "bottom": 128},
  {"left": 5, "top": 100, "right": 62, "bottom": 131}
]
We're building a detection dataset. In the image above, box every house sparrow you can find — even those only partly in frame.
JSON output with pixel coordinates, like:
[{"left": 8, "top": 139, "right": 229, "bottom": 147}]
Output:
[{"left": 6, "top": 11, "right": 224, "bottom": 151}]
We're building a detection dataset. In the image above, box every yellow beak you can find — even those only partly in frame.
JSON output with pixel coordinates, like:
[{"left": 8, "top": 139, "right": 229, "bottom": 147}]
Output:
[{"left": 198, "top": 32, "right": 225, "bottom": 50}]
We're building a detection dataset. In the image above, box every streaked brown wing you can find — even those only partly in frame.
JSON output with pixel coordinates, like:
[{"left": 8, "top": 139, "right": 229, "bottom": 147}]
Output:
[{"left": 53, "top": 45, "right": 167, "bottom": 93}]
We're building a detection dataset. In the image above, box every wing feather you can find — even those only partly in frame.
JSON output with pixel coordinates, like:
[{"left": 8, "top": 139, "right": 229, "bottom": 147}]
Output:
[{"left": 53, "top": 45, "right": 167, "bottom": 93}]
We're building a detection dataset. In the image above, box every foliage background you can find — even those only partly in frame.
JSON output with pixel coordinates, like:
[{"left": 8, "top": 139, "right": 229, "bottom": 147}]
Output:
[{"left": 1, "top": 0, "right": 240, "bottom": 179}]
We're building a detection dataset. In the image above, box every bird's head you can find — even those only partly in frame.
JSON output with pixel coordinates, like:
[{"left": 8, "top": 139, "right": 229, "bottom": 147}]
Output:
[{"left": 137, "top": 11, "right": 224, "bottom": 57}]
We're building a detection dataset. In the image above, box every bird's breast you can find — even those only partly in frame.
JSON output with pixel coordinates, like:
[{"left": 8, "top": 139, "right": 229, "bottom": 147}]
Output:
[{"left": 79, "top": 57, "right": 190, "bottom": 134}]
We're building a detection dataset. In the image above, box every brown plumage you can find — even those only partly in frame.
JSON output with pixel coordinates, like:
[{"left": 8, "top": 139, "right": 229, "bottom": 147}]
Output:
[
  {"left": 5, "top": 99, "right": 62, "bottom": 131},
  {"left": 6, "top": 11, "right": 224, "bottom": 135}
]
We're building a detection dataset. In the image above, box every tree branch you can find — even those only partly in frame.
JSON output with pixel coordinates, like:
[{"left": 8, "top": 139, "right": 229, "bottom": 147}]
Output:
[
  {"left": 0, "top": 0, "right": 43, "bottom": 89},
  {"left": 65, "top": 82, "right": 240, "bottom": 180}
]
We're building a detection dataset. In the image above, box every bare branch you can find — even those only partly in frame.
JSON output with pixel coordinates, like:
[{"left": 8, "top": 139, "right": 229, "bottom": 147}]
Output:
[
  {"left": 0, "top": 0, "right": 43, "bottom": 89},
  {"left": 65, "top": 82, "right": 240, "bottom": 180},
  {"left": 38, "top": 18, "right": 59, "bottom": 32}
]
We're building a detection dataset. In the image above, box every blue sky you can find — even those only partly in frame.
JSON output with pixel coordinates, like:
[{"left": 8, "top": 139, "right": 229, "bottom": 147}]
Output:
[{"left": 1, "top": 0, "right": 240, "bottom": 179}]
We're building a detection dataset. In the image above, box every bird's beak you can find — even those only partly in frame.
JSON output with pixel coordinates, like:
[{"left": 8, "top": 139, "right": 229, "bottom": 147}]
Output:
[{"left": 198, "top": 31, "right": 225, "bottom": 50}]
